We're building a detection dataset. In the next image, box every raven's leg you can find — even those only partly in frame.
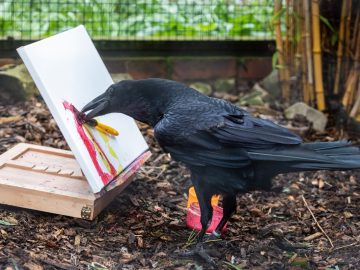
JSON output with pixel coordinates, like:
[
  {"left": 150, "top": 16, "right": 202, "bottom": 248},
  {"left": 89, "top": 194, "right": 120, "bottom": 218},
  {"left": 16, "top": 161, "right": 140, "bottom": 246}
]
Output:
[
  {"left": 178, "top": 180, "right": 215, "bottom": 265},
  {"left": 193, "top": 184, "right": 213, "bottom": 243},
  {"left": 209, "top": 194, "right": 236, "bottom": 240}
]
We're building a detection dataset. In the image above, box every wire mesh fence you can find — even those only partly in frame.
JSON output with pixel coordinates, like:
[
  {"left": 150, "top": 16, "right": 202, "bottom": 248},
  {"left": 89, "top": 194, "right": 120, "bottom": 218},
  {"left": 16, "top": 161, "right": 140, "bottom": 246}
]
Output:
[{"left": 0, "top": 0, "right": 275, "bottom": 42}]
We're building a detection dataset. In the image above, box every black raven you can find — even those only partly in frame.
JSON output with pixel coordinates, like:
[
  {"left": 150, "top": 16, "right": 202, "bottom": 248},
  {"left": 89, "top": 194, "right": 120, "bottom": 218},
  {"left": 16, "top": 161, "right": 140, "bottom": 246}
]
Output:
[{"left": 82, "top": 78, "right": 360, "bottom": 246}]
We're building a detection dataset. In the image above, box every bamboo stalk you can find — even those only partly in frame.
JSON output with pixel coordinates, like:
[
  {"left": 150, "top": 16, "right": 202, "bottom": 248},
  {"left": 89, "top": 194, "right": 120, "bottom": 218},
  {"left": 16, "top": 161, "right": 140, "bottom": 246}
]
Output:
[
  {"left": 342, "top": 21, "right": 360, "bottom": 111},
  {"left": 351, "top": 9, "right": 360, "bottom": 51},
  {"left": 274, "top": 0, "right": 290, "bottom": 102},
  {"left": 344, "top": 0, "right": 352, "bottom": 76},
  {"left": 285, "top": 0, "right": 294, "bottom": 75},
  {"left": 291, "top": 0, "right": 298, "bottom": 77},
  {"left": 350, "top": 81, "right": 360, "bottom": 118},
  {"left": 299, "top": 1, "right": 310, "bottom": 103},
  {"left": 333, "top": 0, "right": 347, "bottom": 95},
  {"left": 348, "top": 9, "right": 360, "bottom": 109},
  {"left": 285, "top": 0, "right": 290, "bottom": 62},
  {"left": 342, "top": 72, "right": 357, "bottom": 109},
  {"left": 304, "top": 0, "right": 315, "bottom": 105},
  {"left": 350, "top": 64, "right": 360, "bottom": 117},
  {"left": 294, "top": 0, "right": 302, "bottom": 76},
  {"left": 311, "top": 0, "right": 326, "bottom": 110}
]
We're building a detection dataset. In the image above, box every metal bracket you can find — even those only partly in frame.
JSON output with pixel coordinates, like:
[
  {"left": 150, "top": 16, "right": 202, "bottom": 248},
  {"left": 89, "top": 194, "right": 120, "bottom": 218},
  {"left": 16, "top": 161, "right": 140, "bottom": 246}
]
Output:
[{"left": 81, "top": 206, "right": 92, "bottom": 220}]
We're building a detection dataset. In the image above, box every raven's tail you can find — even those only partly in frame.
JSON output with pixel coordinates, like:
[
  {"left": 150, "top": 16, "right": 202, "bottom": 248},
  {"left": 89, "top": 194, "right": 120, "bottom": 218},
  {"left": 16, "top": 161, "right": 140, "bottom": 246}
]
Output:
[
  {"left": 248, "top": 140, "right": 360, "bottom": 173},
  {"left": 300, "top": 140, "right": 360, "bottom": 169}
]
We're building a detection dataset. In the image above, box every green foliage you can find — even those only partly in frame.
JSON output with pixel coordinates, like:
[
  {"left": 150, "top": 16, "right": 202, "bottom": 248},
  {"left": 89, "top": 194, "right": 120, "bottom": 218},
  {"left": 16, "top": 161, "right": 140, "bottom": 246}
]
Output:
[{"left": 0, "top": 0, "right": 275, "bottom": 40}]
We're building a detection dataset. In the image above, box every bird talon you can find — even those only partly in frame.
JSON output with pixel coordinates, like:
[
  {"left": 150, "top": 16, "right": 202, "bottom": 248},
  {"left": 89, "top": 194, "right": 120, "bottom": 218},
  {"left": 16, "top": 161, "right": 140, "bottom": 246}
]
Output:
[
  {"left": 204, "top": 231, "right": 221, "bottom": 242},
  {"left": 177, "top": 244, "right": 216, "bottom": 265}
]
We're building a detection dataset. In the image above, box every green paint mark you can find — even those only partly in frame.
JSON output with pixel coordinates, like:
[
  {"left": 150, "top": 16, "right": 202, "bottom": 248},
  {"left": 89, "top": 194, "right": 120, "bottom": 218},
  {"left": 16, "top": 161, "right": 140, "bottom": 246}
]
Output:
[
  {"left": 98, "top": 131, "right": 119, "bottom": 160},
  {"left": 84, "top": 122, "right": 124, "bottom": 173}
]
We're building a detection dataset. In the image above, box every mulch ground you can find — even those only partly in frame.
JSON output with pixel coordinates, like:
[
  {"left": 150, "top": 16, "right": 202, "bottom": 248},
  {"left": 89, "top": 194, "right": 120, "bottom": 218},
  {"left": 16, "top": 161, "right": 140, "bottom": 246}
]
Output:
[{"left": 1, "top": 98, "right": 360, "bottom": 270}]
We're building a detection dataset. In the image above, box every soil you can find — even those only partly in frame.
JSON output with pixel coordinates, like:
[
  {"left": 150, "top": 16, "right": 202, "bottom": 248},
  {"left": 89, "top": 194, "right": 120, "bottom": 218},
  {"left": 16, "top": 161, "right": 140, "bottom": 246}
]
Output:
[{"left": 0, "top": 98, "right": 360, "bottom": 270}]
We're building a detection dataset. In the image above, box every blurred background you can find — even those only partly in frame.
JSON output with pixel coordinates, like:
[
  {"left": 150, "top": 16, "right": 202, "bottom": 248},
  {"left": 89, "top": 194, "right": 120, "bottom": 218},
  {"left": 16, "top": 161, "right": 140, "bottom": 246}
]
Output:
[{"left": 1, "top": 0, "right": 360, "bottom": 129}]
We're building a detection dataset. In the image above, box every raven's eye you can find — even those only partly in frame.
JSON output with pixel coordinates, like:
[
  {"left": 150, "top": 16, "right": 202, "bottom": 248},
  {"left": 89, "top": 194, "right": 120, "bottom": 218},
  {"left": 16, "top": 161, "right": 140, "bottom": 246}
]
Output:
[{"left": 107, "top": 87, "right": 114, "bottom": 96}]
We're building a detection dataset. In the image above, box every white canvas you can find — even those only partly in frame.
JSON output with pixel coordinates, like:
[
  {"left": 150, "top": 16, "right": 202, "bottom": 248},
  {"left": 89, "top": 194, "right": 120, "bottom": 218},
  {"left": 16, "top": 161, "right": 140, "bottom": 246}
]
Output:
[{"left": 17, "top": 25, "right": 148, "bottom": 193}]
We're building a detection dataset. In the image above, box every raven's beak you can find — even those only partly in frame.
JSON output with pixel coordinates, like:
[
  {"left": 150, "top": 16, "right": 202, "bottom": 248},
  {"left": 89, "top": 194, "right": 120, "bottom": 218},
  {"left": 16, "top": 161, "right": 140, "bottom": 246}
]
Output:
[{"left": 81, "top": 92, "right": 110, "bottom": 119}]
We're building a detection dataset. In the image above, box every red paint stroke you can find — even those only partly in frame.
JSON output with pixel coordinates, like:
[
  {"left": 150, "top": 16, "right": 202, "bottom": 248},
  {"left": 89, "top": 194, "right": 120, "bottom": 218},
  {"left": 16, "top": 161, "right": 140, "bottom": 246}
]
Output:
[{"left": 62, "top": 100, "right": 116, "bottom": 185}]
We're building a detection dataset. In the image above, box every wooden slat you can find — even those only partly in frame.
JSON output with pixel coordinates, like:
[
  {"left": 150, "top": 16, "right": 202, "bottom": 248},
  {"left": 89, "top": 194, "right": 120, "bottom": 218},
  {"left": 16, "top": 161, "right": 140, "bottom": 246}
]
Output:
[
  {"left": 0, "top": 143, "right": 29, "bottom": 165},
  {"left": 15, "top": 149, "right": 79, "bottom": 173},
  {"left": 0, "top": 165, "right": 94, "bottom": 199}
]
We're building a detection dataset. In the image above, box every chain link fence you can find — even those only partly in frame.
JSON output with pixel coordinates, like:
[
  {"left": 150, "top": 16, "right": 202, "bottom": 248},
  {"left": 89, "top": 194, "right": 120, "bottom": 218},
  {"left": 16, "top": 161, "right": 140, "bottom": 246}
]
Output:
[{"left": 1, "top": 0, "right": 275, "bottom": 44}]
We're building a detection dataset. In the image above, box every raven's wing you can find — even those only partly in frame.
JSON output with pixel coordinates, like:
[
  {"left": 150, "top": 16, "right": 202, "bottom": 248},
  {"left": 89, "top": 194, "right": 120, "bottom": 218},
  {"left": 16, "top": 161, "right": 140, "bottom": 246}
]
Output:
[{"left": 154, "top": 102, "right": 302, "bottom": 168}]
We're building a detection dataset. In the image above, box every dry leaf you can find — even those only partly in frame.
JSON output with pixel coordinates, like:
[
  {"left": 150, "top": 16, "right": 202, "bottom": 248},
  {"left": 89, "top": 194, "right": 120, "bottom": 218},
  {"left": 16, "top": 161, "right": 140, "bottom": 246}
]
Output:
[{"left": 1, "top": 229, "right": 8, "bottom": 238}]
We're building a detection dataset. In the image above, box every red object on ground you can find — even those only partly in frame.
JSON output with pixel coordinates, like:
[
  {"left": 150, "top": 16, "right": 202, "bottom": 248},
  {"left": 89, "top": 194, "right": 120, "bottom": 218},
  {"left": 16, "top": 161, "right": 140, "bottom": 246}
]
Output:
[{"left": 186, "top": 203, "right": 227, "bottom": 234}]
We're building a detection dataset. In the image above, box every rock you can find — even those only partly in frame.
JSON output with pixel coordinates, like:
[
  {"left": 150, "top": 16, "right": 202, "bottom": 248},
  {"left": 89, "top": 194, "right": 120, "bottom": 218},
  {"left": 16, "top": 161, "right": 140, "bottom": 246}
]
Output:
[
  {"left": 238, "top": 83, "right": 269, "bottom": 106},
  {"left": 285, "top": 102, "right": 327, "bottom": 132},
  {"left": 214, "top": 78, "right": 235, "bottom": 93},
  {"left": 0, "top": 64, "right": 39, "bottom": 104},
  {"left": 259, "top": 69, "right": 281, "bottom": 99},
  {"left": 111, "top": 73, "right": 133, "bottom": 83},
  {"left": 189, "top": 82, "right": 212, "bottom": 95}
]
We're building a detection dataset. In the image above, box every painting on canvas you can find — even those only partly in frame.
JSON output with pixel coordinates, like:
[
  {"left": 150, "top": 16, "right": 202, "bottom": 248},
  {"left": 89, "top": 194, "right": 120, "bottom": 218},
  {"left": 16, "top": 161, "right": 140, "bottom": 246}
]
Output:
[{"left": 17, "top": 26, "right": 148, "bottom": 193}]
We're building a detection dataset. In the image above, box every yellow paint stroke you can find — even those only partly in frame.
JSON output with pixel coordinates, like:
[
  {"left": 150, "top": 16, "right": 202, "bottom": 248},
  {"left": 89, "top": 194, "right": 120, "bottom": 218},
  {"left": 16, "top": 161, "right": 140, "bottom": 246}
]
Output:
[
  {"left": 95, "top": 121, "right": 119, "bottom": 136},
  {"left": 83, "top": 121, "right": 125, "bottom": 174},
  {"left": 83, "top": 125, "right": 112, "bottom": 172},
  {"left": 98, "top": 129, "right": 124, "bottom": 172}
]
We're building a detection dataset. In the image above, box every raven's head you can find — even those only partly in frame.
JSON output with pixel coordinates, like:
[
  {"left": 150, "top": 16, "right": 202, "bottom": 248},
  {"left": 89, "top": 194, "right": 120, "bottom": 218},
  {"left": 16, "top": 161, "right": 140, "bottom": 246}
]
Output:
[
  {"left": 81, "top": 79, "right": 177, "bottom": 126},
  {"left": 81, "top": 82, "right": 123, "bottom": 119}
]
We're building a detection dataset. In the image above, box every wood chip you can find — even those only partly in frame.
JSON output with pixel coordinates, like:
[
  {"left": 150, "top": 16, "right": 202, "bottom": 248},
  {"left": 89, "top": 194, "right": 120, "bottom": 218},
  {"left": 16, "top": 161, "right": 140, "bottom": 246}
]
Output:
[
  {"left": 0, "top": 115, "right": 22, "bottom": 124},
  {"left": 137, "top": 236, "right": 144, "bottom": 248},
  {"left": 74, "top": 235, "right": 81, "bottom": 246},
  {"left": 304, "top": 231, "right": 323, "bottom": 241},
  {"left": 249, "top": 207, "right": 263, "bottom": 217}
]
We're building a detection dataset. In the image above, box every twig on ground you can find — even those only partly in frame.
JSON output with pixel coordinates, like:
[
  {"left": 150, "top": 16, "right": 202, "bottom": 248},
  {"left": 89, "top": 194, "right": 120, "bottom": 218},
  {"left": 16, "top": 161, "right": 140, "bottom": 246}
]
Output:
[
  {"left": 37, "top": 256, "right": 77, "bottom": 270},
  {"left": 301, "top": 195, "right": 334, "bottom": 249},
  {"left": 332, "top": 241, "right": 359, "bottom": 251}
]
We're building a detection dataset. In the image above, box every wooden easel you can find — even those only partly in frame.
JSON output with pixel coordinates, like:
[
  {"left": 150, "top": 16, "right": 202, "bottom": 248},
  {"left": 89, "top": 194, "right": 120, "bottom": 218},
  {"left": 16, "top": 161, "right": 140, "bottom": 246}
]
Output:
[{"left": 0, "top": 143, "right": 150, "bottom": 220}]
